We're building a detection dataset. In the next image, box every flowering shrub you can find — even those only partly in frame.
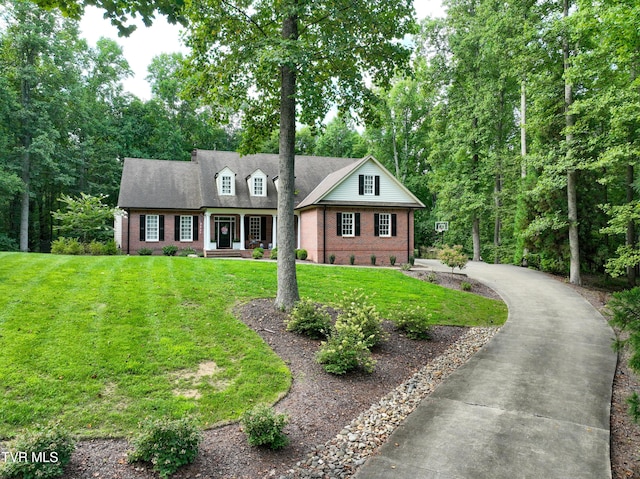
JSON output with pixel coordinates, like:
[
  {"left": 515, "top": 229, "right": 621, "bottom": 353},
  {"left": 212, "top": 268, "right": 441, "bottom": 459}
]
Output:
[
  {"left": 439, "top": 244, "right": 469, "bottom": 273},
  {"left": 316, "top": 322, "right": 375, "bottom": 374},
  {"left": 0, "top": 423, "right": 75, "bottom": 479},
  {"left": 127, "top": 417, "right": 201, "bottom": 479},
  {"left": 286, "top": 298, "right": 331, "bottom": 339},
  {"left": 241, "top": 404, "right": 289, "bottom": 450},
  {"left": 392, "top": 306, "right": 433, "bottom": 340},
  {"left": 335, "top": 289, "right": 386, "bottom": 348}
]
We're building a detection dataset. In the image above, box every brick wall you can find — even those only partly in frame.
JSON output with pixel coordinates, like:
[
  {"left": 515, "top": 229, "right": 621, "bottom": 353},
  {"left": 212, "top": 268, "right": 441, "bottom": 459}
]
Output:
[
  {"left": 120, "top": 210, "right": 204, "bottom": 254},
  {"left": 300, "top": 206, "right": 415, "bottom": 265}
]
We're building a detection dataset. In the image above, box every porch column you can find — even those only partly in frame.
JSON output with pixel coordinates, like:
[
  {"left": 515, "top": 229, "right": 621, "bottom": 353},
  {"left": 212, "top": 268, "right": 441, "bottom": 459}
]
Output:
[
  {"left": 240, "top": 213, "right": 246, "bottom": 250},
  {"left": 272, "top": 215, "right": 277, "bottom": 248},
  {"left": 296, "top": 213, "right": 301, "bottom": 249},
  {"left": 204, "top": 212, "right": 211, "bottom": 251}
]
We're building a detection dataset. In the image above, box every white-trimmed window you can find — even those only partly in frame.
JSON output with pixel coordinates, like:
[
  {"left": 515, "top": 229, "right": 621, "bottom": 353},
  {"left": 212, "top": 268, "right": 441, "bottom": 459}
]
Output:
[
  {"left": 253, "top": 176, "right": 264, "bottom": 196},
  {"left": 378, "top": 213, "right": 391, "bottom": 237},
  {"left": 180, "top": 215, "right": 193, "bottom": 241},
  {"left": 250, "top": 217, "right": 262, "bottom": 241},
  {"left": 363, "top": 175, "right": 374, "bottom": 195},
  {"left": 221, "top": 175, "right": 233, "bottom": 195},
  {"left": 146, "top": 215, "right": 159, "bottom": 242},
  {"left": 248, "top": 169, "right": 267, "bottom": 197},
  {"left": 216, "top": 167, "right": 236, "bottom": 196},
  {"left": 342, "top": 212, "right": 355, "bottom": 237}
]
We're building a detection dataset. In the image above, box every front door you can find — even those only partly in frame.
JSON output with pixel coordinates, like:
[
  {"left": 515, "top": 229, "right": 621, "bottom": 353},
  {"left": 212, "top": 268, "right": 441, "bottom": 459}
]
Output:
[{"left": 217, "top": 220, "right": 232, "bottom": 248}]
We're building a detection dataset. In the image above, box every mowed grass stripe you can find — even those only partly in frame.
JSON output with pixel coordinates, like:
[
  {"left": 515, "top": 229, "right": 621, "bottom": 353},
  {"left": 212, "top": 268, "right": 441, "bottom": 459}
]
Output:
[{"left": 0, "top": 253, "right": 505, "bottom": 439}]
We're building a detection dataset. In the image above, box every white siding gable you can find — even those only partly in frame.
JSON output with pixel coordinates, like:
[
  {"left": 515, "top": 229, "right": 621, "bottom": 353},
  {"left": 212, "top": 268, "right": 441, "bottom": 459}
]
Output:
[{"left": 324, "top": 160, "right": 416, "bottom": 204}]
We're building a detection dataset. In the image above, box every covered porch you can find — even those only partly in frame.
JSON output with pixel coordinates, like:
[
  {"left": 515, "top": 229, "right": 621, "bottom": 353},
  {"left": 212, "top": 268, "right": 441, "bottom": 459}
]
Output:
[{"left": 203, "top": 209, "right": 300, "bottom": 256}]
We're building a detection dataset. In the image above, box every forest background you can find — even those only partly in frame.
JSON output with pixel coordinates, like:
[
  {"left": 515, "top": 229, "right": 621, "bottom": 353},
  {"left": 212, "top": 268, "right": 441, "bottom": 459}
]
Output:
[{"left": 1, "top": 0, "right": 638, "bottom": 286}]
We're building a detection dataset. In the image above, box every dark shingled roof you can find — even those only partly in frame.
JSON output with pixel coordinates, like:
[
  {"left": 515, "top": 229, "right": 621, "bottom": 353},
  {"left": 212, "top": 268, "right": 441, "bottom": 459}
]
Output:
[{"left": 118, "top": 150, "right": 359, "bottom": 210}]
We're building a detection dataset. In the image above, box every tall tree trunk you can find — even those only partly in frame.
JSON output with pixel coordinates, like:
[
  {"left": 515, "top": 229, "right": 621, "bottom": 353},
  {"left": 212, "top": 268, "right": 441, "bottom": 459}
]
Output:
[
  {"left": 391, "top": 110, "right": 400, "bottom": 178},
  {"left": 471, "top": 116, "right": 481, "bottom": 262},
  {"left": 20, "top": 150, "right": 30, "bottom": 252},
  {"left": 472, "top": 214, "right": 481, "bottom": 261},
  {"left": 520, "top": 79, "right": 528, "bottom": 266},
  {"left": 274, "top": 12, "right": 300, "bottom": 310},
  {"left": 520, "top": 80, "right": 527, "bottom": 178},
  {"left": 19, "top": 76, "right": 31, "bottom": 253},
  {"left": 564, "top": 0, "right": 581, "bottom": 285},
  {"left": 494, "top": 173, "right": 502, "bottom": 264}
]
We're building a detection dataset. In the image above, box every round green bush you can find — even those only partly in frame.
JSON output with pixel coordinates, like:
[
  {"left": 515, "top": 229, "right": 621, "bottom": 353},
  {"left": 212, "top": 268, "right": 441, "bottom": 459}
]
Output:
[
  {"left": 241, "top": 404, "right": 289, "bottom": 450},
  {"left": 128, "top": 417, "right": 202, "bottom": 479},
  {"left": 286, "top": 298, "right": 331, "bottom": 339},
  {"left": 0, "top": 423, "right": 75, "bottom": 479}
]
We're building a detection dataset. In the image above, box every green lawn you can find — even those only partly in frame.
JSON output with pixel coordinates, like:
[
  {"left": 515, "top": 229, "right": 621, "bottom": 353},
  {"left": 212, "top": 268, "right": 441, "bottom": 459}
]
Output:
[{"left": 0, "top": 253, "right": 506, "bottom": 439}]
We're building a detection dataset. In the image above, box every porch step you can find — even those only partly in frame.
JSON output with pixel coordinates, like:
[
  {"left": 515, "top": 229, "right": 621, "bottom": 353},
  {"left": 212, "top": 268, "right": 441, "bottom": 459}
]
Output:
[{"left": 204, "top": 250, "right": 243, "bottom": 258}]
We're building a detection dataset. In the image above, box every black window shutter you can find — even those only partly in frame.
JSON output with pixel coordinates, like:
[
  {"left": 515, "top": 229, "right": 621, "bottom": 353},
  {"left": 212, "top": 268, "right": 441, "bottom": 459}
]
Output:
[
  {"left": 193, "top": 216, "right": 199, "bottom": 241},
  {"left": 261, "top": 217, "right": 267, "bottom": 239},
  {"left": 374, "top": 213, "right": 380, "bottom": 236},
  {"left": 174, "top": 215, "right": 180, "bottom": 241},
  {"left": 159, "top": 215, "right": 165, "bottom": 241},
  {"left": 140, "top": 214, "right": 146, "bottom": 241},
  {"left": 375, "top": 176, "right": 380, "bottom": 196},
  {"left": 355, "top": 213, "right": 361, "bottom": 236},
  {"left": 337, "top": 213, "right": 342, "bottom": 236},
  {"left": 358, "top": 175, "right": 364, "bottom": 195},
  {"left": 391, "top": 214, "right": 397, "bottom": 236}
]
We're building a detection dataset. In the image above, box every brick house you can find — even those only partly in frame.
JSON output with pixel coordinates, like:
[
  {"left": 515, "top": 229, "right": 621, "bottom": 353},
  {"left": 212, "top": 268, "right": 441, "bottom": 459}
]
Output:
[{"left": 116, "top": 150, "right": 424, "bottom": 264}]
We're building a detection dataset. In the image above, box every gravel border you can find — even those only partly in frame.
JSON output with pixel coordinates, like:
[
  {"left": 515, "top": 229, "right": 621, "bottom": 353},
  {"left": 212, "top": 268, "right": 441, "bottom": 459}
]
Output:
[{"left": 278, "top": 327, "right": 498, "bottom": 479}]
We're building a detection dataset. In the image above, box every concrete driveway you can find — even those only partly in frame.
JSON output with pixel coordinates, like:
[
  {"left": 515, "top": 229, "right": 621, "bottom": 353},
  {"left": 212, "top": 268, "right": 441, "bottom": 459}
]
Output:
[{"left": 355, "top": 260, "right": 617, "bottom": 479}]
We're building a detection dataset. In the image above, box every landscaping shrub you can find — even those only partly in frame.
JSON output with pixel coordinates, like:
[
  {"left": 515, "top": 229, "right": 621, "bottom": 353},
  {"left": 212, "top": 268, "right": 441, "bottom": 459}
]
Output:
[
  {"left": 461, "top": 281, "right": 472, "bottom": 292},
  {"left": 252, "top": 247, "right": 264, "bottom": 259},
  {"left": 104, "top": 239, "right": 118, "bottom": 255},
  {"left": 392, "top": 306, "right": 433, "bottom": 340},
  {"left": 400, "top": 263, "right": 412, "bottom": 271},
  {"left": 138, "top": 247, "right": 153, "bottom": 256},
  {"left": 329, "top": 254, "right": 336, "bottom": 264},
  {"left": 270, "top": 247, "right": 278, "bottom": 259},
  {"left": 389, "top": 255, "right": 396, "bottom": 266},
  {"left": 0, "top": 423, "right": 75, "bottom": 479},
  {"left": 286, "top": 298, "right": 331, "bottom": 339},
  {"left": 409, "top": 254, "right": 415, "bottom": 266},
  {"left": 296, "top": 249, "right": 308, "bottom": 260},
  {"left": 439, "top": 244, "right": 468, "bottom": 272},
  {"left": 178, "top": 247, "right": 197, "bottom": 257},
  {"left": 0, "top": 233, "right": 18, "bottom": 252},
  {"left": 128, "top": 417, "right": 201, "bottom": 479},
  {"left": 335, "top": 289, "right": 386, "bottom": 348},
  {"left": 50, "top": 237, "right": 84, "bottom": 255},
  {"left": 162, "top": 245, "right": 178, "bottom": 256},
  {"left": 370, "top": 254, "right": 376, "bottom": 266},
  {"left": 241, "top": 404, "right": 289, "bottom": 450},
  {"left": 316, "top": 322, "right": 375, "bottom": 374},
  {"left": 88, "top": 240, "right": 106, "bottom": 255},
  {"left": 51, "top": 237, "right": 118, "bottom": 256},
  {"left": 349, "top": 254, "right": 355, "bottom": 265}
]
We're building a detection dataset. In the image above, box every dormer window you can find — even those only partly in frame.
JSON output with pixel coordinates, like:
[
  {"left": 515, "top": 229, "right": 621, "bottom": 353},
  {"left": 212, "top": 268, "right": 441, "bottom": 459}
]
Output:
[
  {"left": 253, "top": 176, "right": 264, "bottom": 196},
  {"left": 216, "top": 167, "right": 236, "bottom": 196},
  {"left": 221, "top": 175, "right": 233, "bottom": 195},
  {"left": 247, "top": 169, "right": 267, "bottom": 197}
]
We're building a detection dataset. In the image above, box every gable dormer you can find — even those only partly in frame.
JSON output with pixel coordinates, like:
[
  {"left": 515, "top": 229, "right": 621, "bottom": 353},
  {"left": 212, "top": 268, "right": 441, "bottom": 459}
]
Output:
[
  {"left": 246, "top": 169, "right": 267, "bottom": 197},
  {"left": 216, "top": 167, "right": 236, "bottom": 196}
]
